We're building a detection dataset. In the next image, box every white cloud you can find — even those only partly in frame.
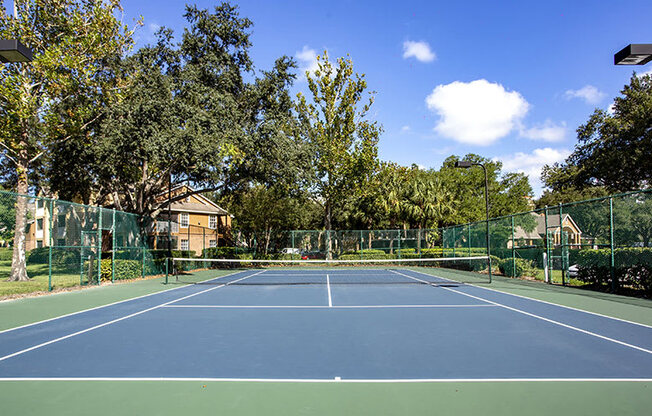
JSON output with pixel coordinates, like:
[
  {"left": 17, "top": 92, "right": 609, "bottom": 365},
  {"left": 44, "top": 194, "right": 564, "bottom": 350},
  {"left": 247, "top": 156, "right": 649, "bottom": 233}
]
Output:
[
  {"left": 637, "top": 68, "right": 652, "bottom": 78},
  {"left": 607, "top": 103, "right": 616, "bottom": 115},
  {"left": 402, "top": 41, "right": 436, "bottom": 63},
  {"left": 519, "top": 120, "right": 567, "bottom": 142},
  {"left": 425, "top": 79, "right": 529, "bottom": 145},
  {"left": 295, "top": 46, "right": 320, "bottom": 79},
  {"left": 401, "top": 125, "right": 411, "bottom": 132},
  {"left": 564, "top": 85, "right": 606, "bottom": 105},
  {"left": 496, "top": 147, "right": 571, "bottom": 196}
]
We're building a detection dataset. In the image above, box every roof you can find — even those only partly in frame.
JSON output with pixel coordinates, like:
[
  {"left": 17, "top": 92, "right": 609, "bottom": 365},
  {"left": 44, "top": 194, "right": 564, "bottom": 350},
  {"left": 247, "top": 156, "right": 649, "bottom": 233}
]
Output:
[
  {"left": 534, "top": 213, "right": 582, "bottom": 235},
  {"left": 170, "top": 200, "right": 229, "bottom": 215}
]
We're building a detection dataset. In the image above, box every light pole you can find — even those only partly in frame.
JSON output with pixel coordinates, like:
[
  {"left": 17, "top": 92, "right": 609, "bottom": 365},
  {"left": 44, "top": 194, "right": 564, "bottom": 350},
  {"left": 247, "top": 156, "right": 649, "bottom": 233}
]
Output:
[{"left": 455, "top": 160, "right": 491, "bottom": 283}]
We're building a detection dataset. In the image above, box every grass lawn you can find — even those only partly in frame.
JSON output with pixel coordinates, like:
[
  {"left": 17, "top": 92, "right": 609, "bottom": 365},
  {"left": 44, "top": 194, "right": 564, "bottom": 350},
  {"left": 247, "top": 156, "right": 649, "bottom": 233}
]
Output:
[{"left": 0, "top": 259, "right": 87, "bottom": 297}]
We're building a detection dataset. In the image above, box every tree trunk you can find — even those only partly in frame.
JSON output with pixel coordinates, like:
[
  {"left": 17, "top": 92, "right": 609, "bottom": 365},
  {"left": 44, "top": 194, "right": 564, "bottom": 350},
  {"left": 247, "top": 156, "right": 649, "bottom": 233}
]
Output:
[
  {"left": 325, "top": 200, "right": 332, "bottom": 259},
  {"left": 9, "top": 159, "right": 30, "bottom": 281},
  {"left": 417, "top": 225, "right": 422, "bottom": 255}
]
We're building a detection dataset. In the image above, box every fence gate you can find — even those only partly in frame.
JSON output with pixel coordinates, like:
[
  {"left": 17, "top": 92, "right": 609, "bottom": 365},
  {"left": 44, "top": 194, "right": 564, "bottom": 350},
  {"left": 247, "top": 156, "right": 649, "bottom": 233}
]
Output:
[{"left": 546, "top": 229, "right": 569, "bottom": 285}]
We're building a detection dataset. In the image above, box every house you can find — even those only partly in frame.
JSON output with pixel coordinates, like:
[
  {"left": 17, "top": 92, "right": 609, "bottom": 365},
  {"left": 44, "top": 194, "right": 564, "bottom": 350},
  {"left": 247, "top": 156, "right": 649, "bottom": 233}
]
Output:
[
  {"left": 149, "top": 185, "right": 232, "bottom": 254},
  {"left": 509, "top": 212, "right": 585, "bottom": 249}
]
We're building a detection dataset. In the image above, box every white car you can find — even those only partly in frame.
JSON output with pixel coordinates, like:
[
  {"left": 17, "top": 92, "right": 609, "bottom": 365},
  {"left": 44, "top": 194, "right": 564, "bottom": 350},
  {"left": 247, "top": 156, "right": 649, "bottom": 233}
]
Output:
[
  {"left": 568, "top": 264, "right": 578, "bottom": 278},
  {"left": 281, "top": 248, "right": 302, "bottom": 255}
]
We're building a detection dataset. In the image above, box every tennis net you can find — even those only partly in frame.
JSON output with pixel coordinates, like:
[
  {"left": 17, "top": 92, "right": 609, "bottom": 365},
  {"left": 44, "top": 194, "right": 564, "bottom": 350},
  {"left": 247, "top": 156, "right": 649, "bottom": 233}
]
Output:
[{"left": 168, "top": 256, "right": 491, "bottom": 286}]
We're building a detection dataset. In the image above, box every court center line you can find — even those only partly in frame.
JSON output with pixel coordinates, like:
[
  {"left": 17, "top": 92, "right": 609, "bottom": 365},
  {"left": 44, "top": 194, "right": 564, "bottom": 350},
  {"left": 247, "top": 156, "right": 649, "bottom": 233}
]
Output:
[
  {"left": 0, "top": 270, "right": 266, "bottom": 363},
  {"left": 406, "top": 268, "right": 652, "bottom": 330},
  {"left": 161, "top": 304, "right": 498, "bottom": 309},
  {"left": 0, "top": 269, "right": 249, "bottom": 335},
  {"left": 389, "top": 269, "right": 652, "bottom": 356},
  {"left": 326, "top": 274, "right": 332, "bottom": 307},
  {"left": 1, "top": 377, "right": 651, "bottom": 383}
]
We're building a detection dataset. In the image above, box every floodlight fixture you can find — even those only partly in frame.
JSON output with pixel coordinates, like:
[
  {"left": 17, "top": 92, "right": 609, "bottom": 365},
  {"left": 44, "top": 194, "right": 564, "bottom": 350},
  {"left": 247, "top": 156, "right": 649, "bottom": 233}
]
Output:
[
  {"left": 0, "top": 39, "right": 32, "bottom": 63},
  {"left": 454, "top": 161, "right": 473, "bottom": 168},
  {"left": 614, "top": 44, "right": 652, "bottom": 66}
]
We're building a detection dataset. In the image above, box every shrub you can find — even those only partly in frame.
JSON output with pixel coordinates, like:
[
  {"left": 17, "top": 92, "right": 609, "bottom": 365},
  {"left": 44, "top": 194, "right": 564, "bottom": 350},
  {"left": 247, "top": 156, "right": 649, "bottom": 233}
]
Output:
[
  {"left": 28, "top": 247, "right": 81, "bottom": 266},
  {"left": 100, "top": 259, "right": 142, "bottom": 281},
  {"left": 339, "top": 252, "right": 394, "bottom": 260},
  {"left": 499, "top": 258, "right": 538, "bottom": 278},
  {"left": 0, "top": 248, "right": 12, "bottom": 261},
  {"left": 575, "top": 248, "right": 652, "bottom": 294}
]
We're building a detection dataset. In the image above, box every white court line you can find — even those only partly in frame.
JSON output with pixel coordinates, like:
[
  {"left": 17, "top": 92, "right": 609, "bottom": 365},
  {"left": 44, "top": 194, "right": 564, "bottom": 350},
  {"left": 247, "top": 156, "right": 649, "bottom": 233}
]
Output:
[
  {"left": 407, "top": 268, "right": 652, "bottom": 330},
  {"left": 161, "top": 304, "right": 498, "bottom": 309},
  {"left": 0, "top": 269, "right": 247, "bottom": 335},
  {"left": 390, "top": 269, "right": 652, "bottom": 356},
  {"left": 0, "top": 377, "right": 651, "bottom": 383},
  {"left": 326, "top": 274, "right": 332, "bottom": 307},
  {"left": 0, "top": 271, "right": 266, "bottom": 363}
]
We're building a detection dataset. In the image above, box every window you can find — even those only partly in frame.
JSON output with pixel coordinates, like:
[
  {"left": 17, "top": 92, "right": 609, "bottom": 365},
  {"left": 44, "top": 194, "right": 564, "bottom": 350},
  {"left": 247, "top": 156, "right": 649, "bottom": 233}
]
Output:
[
  {"left": 37, "top": 241, "right": 43, "bottom": 248},
  {"left": 209, "top": 240, "right": 217, "bottom": 248},
  {"left": 36, "top": 219, "right": 43, "bottom": 231},
  {"left": 180, "top": 239, "right": 189, "bottom": 251},
  {"left": 179, "top": 213, "right": 189, "bottom": 228},
  {"left": 36, "top": 199, "right": 44, "bottom": 209},
  {"left": 209, "top": 215, "right": 217, "bottom": 230},
  {"left": 58, "top": 214, "right": 66, "bottom": 228}
]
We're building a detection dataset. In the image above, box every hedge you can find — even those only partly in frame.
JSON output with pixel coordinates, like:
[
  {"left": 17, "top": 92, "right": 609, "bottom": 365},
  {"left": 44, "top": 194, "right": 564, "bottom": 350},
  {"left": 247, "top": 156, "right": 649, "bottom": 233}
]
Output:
[
  {"left": 100, "top": 259, "right": 142, "bottom": 281},
  {"left": 0, "top": 248, "right": 12, "bottom": 261},
  {"left": 575, "top": 248, "right": 652, "bottom": 294},
  {"left": 499, "top": 258, "right": 538, "bottom": 278},
  {"left": 28, "top": 247, "right": 81, "bottom": 266}
]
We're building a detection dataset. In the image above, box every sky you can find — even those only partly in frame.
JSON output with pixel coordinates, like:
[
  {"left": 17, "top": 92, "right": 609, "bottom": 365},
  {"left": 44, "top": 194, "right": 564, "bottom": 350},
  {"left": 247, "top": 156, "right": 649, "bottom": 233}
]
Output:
[{"left": 119, "top": 0, "right": 652, "bottom": 196}]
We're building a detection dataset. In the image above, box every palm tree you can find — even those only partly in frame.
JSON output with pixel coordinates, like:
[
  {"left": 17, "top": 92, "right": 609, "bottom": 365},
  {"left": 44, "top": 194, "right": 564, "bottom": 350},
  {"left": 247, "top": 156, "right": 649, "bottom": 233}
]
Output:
[{"left": 402, "top": 171, "right": 454, "bottom": 254}]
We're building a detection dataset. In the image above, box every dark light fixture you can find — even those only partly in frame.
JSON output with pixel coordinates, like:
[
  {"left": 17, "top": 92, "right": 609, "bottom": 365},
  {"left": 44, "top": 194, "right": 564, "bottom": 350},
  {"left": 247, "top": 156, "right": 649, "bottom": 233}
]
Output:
[
  {"left": 614, "top": 44, "right": 652, "bottom": 66},
  {"left": 0, "top": 39, "right": 32, "bottom": 63}
]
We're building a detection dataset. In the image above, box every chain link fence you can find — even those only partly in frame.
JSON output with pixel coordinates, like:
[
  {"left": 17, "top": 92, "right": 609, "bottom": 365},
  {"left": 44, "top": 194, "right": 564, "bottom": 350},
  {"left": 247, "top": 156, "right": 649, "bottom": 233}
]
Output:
[{"left": 2, "top": 188, "right": 651, "bottom": 295}]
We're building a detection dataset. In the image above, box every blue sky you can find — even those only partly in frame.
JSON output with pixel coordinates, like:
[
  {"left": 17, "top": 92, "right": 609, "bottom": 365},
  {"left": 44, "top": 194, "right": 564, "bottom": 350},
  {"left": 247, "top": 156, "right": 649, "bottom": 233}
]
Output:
[{"left": 120, "top": 0, "right": 652, "bottom": 196}]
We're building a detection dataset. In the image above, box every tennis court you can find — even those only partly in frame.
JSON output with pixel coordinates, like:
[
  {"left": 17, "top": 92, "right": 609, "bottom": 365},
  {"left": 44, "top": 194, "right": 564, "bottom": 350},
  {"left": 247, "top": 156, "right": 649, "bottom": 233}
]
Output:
[{"left": 1, "top": 259, "right": 651, "bottom": 384}]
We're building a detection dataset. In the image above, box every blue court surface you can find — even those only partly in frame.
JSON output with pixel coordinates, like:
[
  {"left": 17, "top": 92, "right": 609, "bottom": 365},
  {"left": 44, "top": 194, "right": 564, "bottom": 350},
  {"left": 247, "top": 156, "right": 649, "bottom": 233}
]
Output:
[{"left": 1, "top": 267, "right": 652, "bottom": 381}]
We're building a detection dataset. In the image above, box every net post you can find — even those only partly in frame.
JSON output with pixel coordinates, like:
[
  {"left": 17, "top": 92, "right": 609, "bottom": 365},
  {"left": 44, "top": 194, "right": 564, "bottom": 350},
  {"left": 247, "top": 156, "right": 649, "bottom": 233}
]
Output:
[
  {"left": 511, "top": 215, "right": 515, "bottom": 277},
  {"left": 360, "top": 230, "right": 363, "bottom": 260},
  {"left": 559, "top": 203, "right": 565, "bottom": 286},
  {"left": 609, "top": 197, "right": 616, "bottom": 292},
  {"left": 111, "top": 209, "right": 116, "bottom": 284},
  {"left": 291, "top": 230, "right": 295, "bottom": 260},
  {"left": 203, "top": 227, "right": 206, "bottom": 269},
  {"left": 165, "top": 257, "right": 169, "bottom": 284},
  {"left": 97, "top": 207, "right": 102, "bottom": 285},
  {"left": 47, "top": 198, "right": 54, "bottom": 291},
  {"left": 544, "top": 206, "right": 551, "bottom": 284}
]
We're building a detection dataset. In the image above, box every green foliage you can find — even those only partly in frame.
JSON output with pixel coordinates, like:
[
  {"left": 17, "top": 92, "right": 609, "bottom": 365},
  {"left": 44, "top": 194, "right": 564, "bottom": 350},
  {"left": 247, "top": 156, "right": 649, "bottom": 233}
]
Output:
[
  {"left": 100, "top": 259, "right": 141, "bottom": 281},
  {"left": 438, "top": 154, "right": 533, "bottom": 225},
  {"left": 0, "top": 248, "right": 12, "bottom": 261},
  {"left": 575, "top": 248, "right": 652, "bottom": 294},
  {"left": 499, "top": 258, "right": 537, "bottom": 278},
  {"left": 541, "top": 73, "right": 652, "bottom": 194},
  {"left": 295, "top": 51, "right": 382, "bottom": 237},
  {"left": 27, "top": 248, "right": 80, "bottom": 266}
]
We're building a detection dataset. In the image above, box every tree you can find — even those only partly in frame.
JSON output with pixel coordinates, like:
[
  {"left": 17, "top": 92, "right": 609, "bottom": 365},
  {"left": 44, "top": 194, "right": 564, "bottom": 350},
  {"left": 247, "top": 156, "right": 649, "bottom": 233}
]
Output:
[
  {"left": 295, "top": 51, "right": 381, "bottom": 258},
  {"left": 401, "top": 170, "right": 454, "bottom": 253},
  {"left": 0, "top": 0, "right": 136, "bottom": 281},
  {"left": 543, "top": 73, "right": 652, "bottom": 193},
  {"left": 438, "top": 154, "right": 533, "bottom": 225},
  {"left": 49, "top": 3, "right": 305, "bottom": 221}
]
